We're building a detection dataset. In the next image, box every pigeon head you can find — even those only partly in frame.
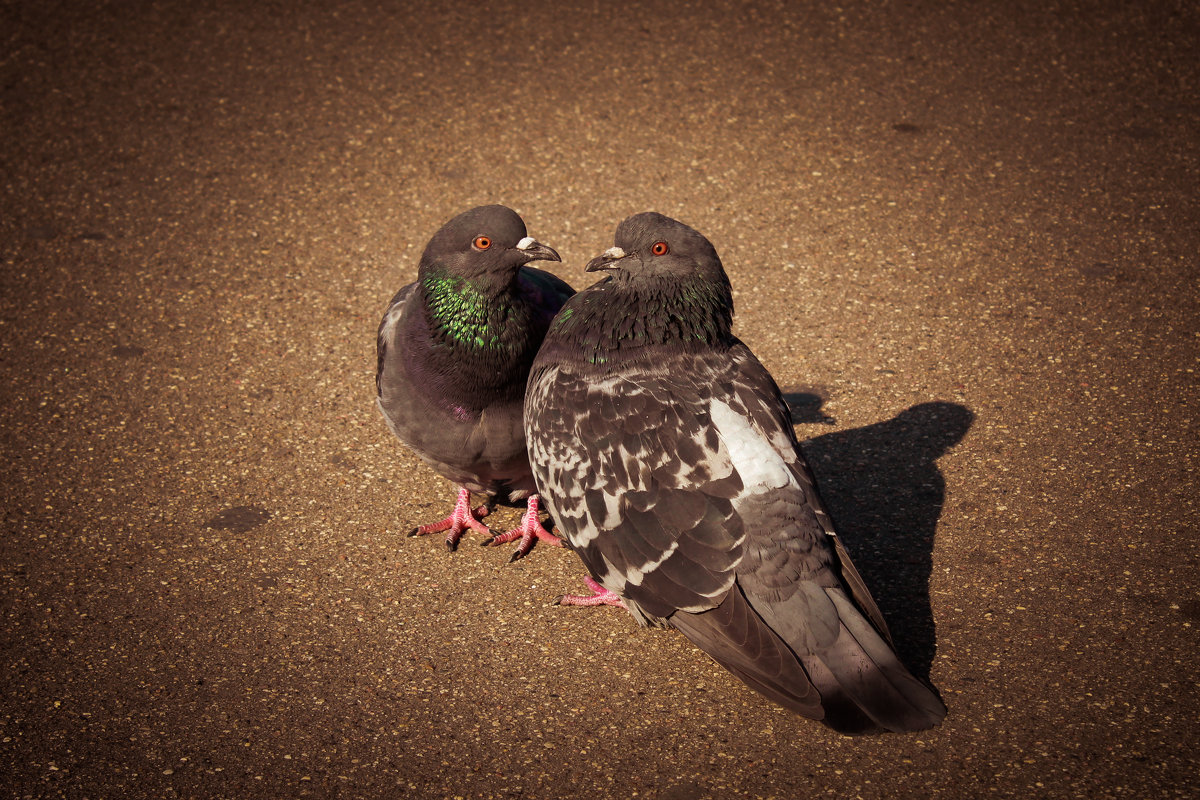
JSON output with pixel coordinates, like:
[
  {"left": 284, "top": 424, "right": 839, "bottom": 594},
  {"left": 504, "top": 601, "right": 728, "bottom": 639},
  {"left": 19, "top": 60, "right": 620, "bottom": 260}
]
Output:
[
  {"left": 420, "top": 204, "right": 560, "bottom": 282},
  {"left": 585, "top": 212, "right": 727, "bottom": 289},
  {"left": 542, "top": 213, "right": 734, "bottom": 364},
  {"left": 413, "top": 205, "right": 564, "bottom": 359}
]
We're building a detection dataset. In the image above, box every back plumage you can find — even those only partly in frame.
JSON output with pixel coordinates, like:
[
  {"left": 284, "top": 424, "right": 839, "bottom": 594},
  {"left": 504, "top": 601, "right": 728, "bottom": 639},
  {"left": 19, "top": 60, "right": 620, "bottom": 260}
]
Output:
[{"left": 525, "top": 212, "right": 946, "bottom": 733}]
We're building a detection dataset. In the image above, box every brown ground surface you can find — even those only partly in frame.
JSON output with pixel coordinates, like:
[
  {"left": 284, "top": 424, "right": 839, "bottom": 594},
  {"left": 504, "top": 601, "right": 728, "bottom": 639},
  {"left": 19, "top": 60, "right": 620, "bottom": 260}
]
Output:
[{"left": 2, "top": 1, "right": 1198, "bottom": 798}]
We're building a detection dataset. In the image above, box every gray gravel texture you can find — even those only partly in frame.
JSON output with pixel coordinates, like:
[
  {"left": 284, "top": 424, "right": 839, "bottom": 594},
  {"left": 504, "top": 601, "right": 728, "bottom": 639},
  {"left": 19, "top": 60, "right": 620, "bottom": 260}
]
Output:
[{"left": 2, "top": 1, "right": 1197, "bottom": 798}]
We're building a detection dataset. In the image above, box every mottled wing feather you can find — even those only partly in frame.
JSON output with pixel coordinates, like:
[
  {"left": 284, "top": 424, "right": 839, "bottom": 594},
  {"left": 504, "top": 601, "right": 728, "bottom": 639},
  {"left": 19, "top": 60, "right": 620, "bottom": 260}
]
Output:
[
  {"left": 529, "top": 361, "right": 747, "bottom": 622},
  {"left": 531, "top": 343, "right": 857, "bottom": 628},
  {"left": 529, "top": 341, "right": 945, "bottom": 732}
]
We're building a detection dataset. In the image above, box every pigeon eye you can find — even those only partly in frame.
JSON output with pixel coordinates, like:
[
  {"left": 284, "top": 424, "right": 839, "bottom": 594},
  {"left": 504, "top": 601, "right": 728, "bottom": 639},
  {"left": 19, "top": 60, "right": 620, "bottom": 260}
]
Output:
[
  {"left": 473, "top": 236, "right": 492, "bottom": 250},
  {"left": 651, "top": 241, "right": 669, "bottom": 256}
]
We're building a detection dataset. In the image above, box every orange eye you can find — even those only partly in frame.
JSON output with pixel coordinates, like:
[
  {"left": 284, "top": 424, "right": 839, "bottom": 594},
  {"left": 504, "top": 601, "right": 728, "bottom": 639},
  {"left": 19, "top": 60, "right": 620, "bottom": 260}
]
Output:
[
  {"left": 651, "top": 241, "right": 669, "bottom": 256},
  {"left": 473, "top": 236, "right": 492, "bottom": 250}
]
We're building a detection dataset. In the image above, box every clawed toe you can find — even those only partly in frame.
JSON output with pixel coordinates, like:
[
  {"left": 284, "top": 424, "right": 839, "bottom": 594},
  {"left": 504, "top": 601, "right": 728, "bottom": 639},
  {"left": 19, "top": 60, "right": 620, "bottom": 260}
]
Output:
[{"left": 556, "top": 577, "right": 626, "bottom": 609}]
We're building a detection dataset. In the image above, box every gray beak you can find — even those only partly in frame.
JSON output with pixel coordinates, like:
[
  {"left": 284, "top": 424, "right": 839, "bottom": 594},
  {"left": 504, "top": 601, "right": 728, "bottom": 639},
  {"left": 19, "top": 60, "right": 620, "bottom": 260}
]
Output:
[
  {"left": 585, "top": 245, "right": 631, "bottom": 273},
  {"left": 515, "top": 236, "right": 561, "bottom": 263}
]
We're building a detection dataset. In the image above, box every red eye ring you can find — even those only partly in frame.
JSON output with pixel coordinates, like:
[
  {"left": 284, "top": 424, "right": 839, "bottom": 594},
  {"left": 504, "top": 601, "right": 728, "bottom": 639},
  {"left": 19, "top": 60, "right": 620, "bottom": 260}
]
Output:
[
  {"left": 651, "top": 241, "right": 669, "bottom": 256},
  {"left": 473, "top": 236, "right": 492, "bottom": 250}
]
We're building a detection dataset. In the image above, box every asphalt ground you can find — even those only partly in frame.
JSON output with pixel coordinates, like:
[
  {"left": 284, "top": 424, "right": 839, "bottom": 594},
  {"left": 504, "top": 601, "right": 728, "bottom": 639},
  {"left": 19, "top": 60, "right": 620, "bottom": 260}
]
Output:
[{"left": 2, "top": 1, "right": 1197, "bottom": 798}]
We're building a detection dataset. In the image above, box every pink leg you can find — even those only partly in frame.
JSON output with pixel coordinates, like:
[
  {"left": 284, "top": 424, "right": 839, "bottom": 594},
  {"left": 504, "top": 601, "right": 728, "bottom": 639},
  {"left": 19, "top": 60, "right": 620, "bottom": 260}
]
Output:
[
  {"left": 555, "top": 576, "right": 627, "bottom": 609},
  {"left": 485, "top": 494, "right": 564, "bottom": 562},
  {"left": 407, "top": 486, "right": 492, "bottom": 551}
]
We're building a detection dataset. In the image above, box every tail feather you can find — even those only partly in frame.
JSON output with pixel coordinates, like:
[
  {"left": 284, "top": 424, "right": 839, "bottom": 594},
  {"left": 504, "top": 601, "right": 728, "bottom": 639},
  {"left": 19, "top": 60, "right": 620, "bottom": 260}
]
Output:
[
  {"left": 811, "top": 592, "right": 950, "bottom": 734},
  {"left": 669, "top": 584, "right": 824, "bottom": 718},
  {"left": 670, "top": 583, "right": 946, "bottom": 734},
  {"left": 829, "top": 534, "right": 895, "bottom": 645},
  {"left": 823, "top": 589, "right": 947, "bottom": 730}
]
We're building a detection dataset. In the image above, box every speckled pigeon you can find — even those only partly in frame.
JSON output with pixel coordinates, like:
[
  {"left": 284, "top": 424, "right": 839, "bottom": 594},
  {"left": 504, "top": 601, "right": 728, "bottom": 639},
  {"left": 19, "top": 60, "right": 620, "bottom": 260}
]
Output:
[
  {"left": 376, "top": 205, "right": 574, "bottom": 559},
  {"left": 525, "top": 212, "right": 947, "bottom": 733}
]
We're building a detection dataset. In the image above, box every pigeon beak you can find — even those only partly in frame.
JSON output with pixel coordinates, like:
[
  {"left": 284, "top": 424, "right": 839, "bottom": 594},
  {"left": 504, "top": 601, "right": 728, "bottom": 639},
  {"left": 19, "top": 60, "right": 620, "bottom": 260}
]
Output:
[
  {"left": 585, "top": 246, "right": 631, "bottom": 272},
  {"left": 515, "top": 236, "right": 561, "bottom": 263}
]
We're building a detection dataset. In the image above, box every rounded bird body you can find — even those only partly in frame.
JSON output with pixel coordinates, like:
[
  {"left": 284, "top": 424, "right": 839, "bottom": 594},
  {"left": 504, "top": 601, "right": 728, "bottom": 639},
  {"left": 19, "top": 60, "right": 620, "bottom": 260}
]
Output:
[
  {"left": 526, "top": 212, "right": 947, "bottom": 733},
  {"left": 376, "top": 205, "right": 574, "bottom": 555}
]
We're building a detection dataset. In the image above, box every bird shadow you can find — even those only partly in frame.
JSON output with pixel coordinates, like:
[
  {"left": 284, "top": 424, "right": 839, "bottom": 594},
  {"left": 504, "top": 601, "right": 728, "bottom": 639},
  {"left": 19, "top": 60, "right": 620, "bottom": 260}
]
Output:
[
  {"left": 784, "top": 395, "right": 975, "bottom": 681},
  {"left": 782, "top": 391, "right": 838, "bottom": 426}
]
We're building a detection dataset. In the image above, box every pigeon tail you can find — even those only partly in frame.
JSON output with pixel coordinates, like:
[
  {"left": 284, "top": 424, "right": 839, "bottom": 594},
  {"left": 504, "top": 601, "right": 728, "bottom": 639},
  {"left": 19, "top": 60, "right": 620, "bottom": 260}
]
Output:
[
  {"left": 671, "top": 583, "right": 945, "bottom": 734},
  {"left": 803, "top": 588, "right": 947, "bottom": 732}
]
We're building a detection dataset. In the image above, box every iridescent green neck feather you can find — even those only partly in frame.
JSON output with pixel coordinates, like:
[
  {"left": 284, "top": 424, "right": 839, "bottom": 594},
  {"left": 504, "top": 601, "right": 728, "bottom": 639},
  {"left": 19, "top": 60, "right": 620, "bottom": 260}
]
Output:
[{"left": 420, "top": 267, "right": 514, "bottom": 351}]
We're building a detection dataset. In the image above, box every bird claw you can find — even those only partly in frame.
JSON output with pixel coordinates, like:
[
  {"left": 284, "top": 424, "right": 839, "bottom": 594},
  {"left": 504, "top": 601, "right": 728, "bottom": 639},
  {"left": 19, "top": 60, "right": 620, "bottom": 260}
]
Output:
[
  {"left": 481, "top": 495, "right": 562, "bottom": 561},
  {"left": 555, "top": 577, "right": 626, "bottom": 609},
  {"left": 407, "top": 488, "right": 493, "bottom": 550}
]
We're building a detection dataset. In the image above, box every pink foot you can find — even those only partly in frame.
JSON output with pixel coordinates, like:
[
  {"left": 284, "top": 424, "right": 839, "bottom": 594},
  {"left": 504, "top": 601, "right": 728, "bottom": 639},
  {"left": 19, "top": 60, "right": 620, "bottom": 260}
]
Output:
[
  {"left": 555, "top": 576, "right": 627, "bottom": 609},
  {"left": 485, "top": 495, "right": 564, "bottom": 562},
  {"left": 407, "top": 487, "right": 492, "bottom": 551}
]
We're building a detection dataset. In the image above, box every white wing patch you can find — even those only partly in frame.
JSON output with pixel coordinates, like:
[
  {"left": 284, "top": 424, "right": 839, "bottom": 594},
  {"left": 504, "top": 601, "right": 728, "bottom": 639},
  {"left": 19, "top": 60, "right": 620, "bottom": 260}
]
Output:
[
  {"left": 378, "top": 301, "right": 404, "bottom": 348},
  {"left": 709, "top": 398, "right": 795, "bottom": 492}
]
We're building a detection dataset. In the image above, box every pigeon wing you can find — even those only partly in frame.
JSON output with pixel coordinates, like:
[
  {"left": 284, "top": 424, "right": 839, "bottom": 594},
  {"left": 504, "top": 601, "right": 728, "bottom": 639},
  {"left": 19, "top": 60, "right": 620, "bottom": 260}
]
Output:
[
  {"left": 703, "top": 344, "right": 947, "bottom": 732},
  {"left": 375, "top": 283, "right": 414, "bottom": 397},
  {"left": 528, "top": 352, "right": 747, "bottom": 622},
  {"left": 529, "top": 343, "right": 945, "bottom": 732}
]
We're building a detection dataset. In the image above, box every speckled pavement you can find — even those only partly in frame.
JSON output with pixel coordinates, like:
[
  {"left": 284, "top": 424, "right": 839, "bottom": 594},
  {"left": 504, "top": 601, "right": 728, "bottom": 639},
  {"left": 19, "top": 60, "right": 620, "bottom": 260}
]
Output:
[{"left": 2, "top": 1, "right": 1197, "bottom": 798}]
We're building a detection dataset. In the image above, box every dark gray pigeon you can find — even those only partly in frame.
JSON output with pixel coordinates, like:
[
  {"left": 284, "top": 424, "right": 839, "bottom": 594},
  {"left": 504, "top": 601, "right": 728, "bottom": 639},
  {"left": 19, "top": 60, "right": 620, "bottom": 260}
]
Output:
[
  {"left": 377, "top": 205, "right": 574, "bottom": 558},
  {"left": 525, "top": 212, "right": 947, "bottom": 734}
]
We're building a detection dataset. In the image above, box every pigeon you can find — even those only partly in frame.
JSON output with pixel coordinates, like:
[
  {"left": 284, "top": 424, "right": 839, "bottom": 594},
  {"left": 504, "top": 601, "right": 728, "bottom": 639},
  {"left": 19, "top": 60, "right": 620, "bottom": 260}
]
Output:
[
  {"left": 525, "top": 212, "right": 947, "bottom": 733},
  {"left": 377, "top": 205, "right": 574, "bottom": 559}
]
